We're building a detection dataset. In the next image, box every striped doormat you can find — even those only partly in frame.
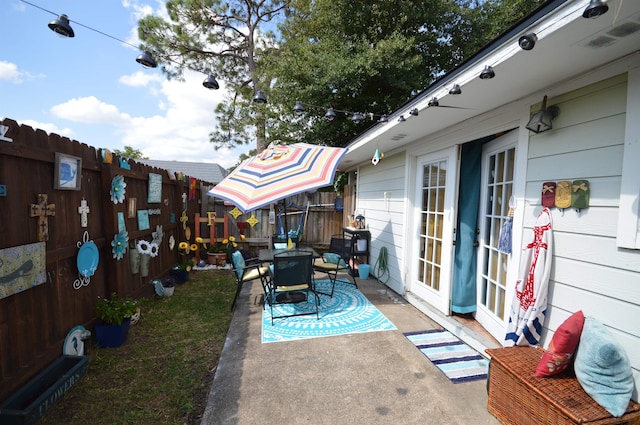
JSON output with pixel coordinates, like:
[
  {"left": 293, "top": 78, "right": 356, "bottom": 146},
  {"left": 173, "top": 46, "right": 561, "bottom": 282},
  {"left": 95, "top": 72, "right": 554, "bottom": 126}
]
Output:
[{"left": 404, "top": 329, "right": 489, "bottom": 384}]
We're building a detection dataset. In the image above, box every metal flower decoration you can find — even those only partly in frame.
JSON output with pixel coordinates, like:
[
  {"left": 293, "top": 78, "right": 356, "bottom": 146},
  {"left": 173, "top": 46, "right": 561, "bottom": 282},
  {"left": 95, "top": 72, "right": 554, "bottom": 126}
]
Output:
[
  {"left": 111, "top": 230, "right": 129, "bottom": 260},
  {"left": 110, "top": 175, "right": 127, "bottom": 204}
]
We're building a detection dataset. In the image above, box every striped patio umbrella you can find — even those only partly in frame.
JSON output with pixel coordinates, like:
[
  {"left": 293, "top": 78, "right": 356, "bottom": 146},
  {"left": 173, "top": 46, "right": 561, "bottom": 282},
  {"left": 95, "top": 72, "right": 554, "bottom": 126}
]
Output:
[{"left": 208, "top": 143, "right": 347, "bottom": 213}]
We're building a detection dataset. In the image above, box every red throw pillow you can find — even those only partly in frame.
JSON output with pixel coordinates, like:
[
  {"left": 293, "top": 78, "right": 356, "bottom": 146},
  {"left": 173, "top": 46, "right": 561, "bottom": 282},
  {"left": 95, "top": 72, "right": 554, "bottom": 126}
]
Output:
[{"left": 535, "top": 310, "right": 585, "bottom": 377}]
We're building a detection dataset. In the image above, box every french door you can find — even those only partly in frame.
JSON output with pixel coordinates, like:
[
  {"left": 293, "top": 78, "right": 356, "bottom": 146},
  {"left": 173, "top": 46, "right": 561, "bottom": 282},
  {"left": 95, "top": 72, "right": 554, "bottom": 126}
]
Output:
[
  {"left": 475, "top": 131, "right": 518, "bottom": 340},
  {"left": 409, "top": 147, "right": 458, "bottom": 315}
]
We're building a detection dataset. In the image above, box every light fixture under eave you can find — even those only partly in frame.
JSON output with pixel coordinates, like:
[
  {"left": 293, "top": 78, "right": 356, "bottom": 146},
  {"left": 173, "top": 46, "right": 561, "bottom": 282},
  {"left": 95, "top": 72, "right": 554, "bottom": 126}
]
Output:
[
  {"left": 428, "top": 97, "right": 439, "bottom": 107},
  {"left": 519, "top": 33, "right": 537, "bottom": 51},
  {"left": 378, "top": 114, "right": 389, "bottom": 123},
  {"left": 449, "top": 84, "right": 462, "bottom": 95},
  {"left": 324, "top": 108, "right": 337, "bottom": 121},
  {"left": 48, "top": 14, "right": 74, "bottom": 38},
  {"left": 293, "top": 101, "right": 305, "bottom": 114},
  {"left": 202, "top": 74, "right": 219, "bottom": 90},
  {"left": 526, "top": 95, "right": 560, "bottom": 134},
  {"left": 252, "top": 90, "right": 267, "bottom": 104},
  {"left": 398, "top": 115, "right": 406, "bottom": 122},
  {"left": 409, "top": 108, "right": 419, "bottom": 117},
  {"left": 479, "top": 65, "right": 495, "bottom": 79},
  {"left": 583, "top": 0, "right": 609, "bottom": 19},
  {"left": 136, "top": 51, "right": 157, "bottom": 68}
]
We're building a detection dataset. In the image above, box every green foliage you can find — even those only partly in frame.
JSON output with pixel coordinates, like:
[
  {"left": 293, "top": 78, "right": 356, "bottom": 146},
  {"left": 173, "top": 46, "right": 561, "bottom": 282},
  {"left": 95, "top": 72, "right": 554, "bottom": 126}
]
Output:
[
  {"left": 95, "top": 292, "right": 138, "bottom": 326},
  {"left": 113, "top": 145, "right": 149, "bottom": 160}
]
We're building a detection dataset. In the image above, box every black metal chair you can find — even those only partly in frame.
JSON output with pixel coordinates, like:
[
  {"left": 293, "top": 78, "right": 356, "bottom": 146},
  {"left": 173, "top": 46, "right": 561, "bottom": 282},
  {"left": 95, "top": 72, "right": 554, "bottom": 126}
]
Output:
[
  {"left": 229, "top": 250, "right": 271, "bottom": 311},
  {"left": 313, "top": 235, "right": 357, "bottom": 297},
  {"left": 268, "top": 250, "right": 318, "bottom": 324}
]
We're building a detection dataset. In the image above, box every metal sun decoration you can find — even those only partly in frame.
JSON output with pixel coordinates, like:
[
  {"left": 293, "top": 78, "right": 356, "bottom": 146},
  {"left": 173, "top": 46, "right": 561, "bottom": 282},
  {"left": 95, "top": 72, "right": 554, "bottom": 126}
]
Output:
[{"left": 110, "top": 175, "right": 126, "bottom": 204}]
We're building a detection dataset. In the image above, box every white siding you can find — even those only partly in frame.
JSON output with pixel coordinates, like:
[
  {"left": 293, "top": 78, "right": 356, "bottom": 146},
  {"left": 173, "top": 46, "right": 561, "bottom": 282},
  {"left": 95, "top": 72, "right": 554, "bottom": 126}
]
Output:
[
  {"left": 523, "top": 74, "right": 640, "bottom": 399},
  {"left": 356, "top": 152, "right": 406, "bottom": 295}
]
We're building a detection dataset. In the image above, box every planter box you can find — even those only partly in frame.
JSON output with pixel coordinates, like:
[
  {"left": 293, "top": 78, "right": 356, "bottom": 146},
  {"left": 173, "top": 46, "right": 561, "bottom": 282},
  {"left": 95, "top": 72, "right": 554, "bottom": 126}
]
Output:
[
  {"left": 0, "top": 355, "right": 89, "bottom": 425},
  {"left": 95, "top": 317, "right": 131, "bottom": 348}
]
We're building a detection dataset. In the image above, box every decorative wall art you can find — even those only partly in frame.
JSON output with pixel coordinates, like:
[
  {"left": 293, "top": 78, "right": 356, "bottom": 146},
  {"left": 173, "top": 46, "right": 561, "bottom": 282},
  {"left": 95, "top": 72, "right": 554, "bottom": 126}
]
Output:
[
  {"left": 54, "top": 153, "right": 82, "bottom": 191},
  {"left": 118, "top": 157, "right": 131, "bottom": 170},
  {"left": 137, "top": 209, "right": 150, "bottom": 230},
  {"left": 148, "top": 173, "right": 162, "bottom": 203},
  {"left": 117, "top": 212, "right": 126, "bottom": 232},
  {"left": 189, "top": 177, "right": 197, "bottom": 200},
  {"left": 101, "top": 148, "right": 113, "bottom": 163},
  {"left": 74, "top": 231, "right": 99, "bottom": 290},
  {"left": 78, "top": 198, "right": 90, "bottom": 228},
  {"left": 111, "top": 230, "right": 129, "bottom": 260},
  {"left": 0, "top": 124, "right": 13, "bottom": 142},
  {"left": 0, "top": 242, "right": 46, "bottom": 300},
  {"left": 127, "top": 198, "right": 137, "bottom": 218},
  {"left": 540, "top": 179, "right": 590, "bottom": 215},
  {"left": 0, "top": 185, "right": 6, "bottom": 197},
  {"left": 30, "top": 194, "right": 55, "bottom": 242},
  {"left": 110, "top": 175, "right": 126, "bottom": 204}
]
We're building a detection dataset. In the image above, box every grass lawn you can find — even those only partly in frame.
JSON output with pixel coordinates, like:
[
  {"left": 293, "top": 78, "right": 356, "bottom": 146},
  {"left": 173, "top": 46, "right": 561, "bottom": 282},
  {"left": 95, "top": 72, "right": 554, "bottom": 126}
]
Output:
[{"left": 40, "top": 269, "right": 235, "bottom": 425}]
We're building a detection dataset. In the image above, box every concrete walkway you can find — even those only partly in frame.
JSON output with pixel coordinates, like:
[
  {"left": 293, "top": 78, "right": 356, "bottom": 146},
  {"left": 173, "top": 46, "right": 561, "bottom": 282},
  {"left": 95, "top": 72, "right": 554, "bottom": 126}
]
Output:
[{"left": 200, "top": 277, "right": 501, "bottom": 424}]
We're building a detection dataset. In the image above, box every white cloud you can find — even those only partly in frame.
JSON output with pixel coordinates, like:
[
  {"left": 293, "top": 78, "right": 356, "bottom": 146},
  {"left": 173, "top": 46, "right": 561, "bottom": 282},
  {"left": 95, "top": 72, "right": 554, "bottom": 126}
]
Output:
[
  {"left": 17, "top": 119, "right": 75, "bottom": 138},
  {"left": 50, "top": 96, "right": 131, "bottom": 125},
  {"left": 0, "top": 61, "right": 42, "bottom": 84},
  {"left": 119, "top": 71, "right": 163, "bottom": 87}
]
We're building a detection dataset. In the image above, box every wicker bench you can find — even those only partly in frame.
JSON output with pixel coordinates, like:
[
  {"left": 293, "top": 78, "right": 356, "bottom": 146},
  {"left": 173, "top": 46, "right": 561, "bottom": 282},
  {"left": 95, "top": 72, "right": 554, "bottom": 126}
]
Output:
[{"left": 486, "top": 347, "right": 640, "bottom": 425}]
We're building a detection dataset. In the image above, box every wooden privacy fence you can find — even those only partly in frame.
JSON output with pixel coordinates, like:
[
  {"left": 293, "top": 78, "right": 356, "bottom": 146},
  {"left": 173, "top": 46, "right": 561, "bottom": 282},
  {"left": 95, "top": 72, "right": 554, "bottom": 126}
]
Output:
[
  {"left": 0, "top": 118, "right": 347, "bottom": 402},
  {"left": 0, "top": 118, "right": 213, "bottom": 401}
]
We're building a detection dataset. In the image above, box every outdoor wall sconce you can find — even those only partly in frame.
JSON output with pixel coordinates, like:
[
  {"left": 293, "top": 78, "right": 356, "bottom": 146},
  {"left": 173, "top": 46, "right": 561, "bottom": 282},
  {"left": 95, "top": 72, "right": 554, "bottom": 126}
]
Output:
[
  {"left": 526, "top": 95, "right": 559, "bottom": 133},
  {"left": 252, "top": 90, "right": 267, "bottom": 104},
  {"left": 398, "top": 115, "right": 406, "bottom": 122},
  {"left": 583, "top": 0, "right": 609, "bottom": 19},
  {"left": 48, "top": 14, "right": 74, "bottom": 38},
  {"left": 409, "top": 108, "right": 419, "bottom": 116},
  {"left": 449, "top": 84, "right": 462, "bottom": 95},
  {"left": 519, "top": 33, "right": 537, "bottom": 50},
  {"left": 136, "top": 51, "right": 158, "bottom": 68},
  {"left": 479, "top": 65, "right": 495, "bottom": 79},
  {"left": 378, "top": 114, "right": 389, "bottom": 123},
  {"left": 428, "top": 97, "right": 439, "bottom": 107},
  {"left": 202, "top": 74, "right": 219, "bottom": 90},
  {"left": 324, "top": 108, "right": 337, "bottom": 120},
  {"left": 293, "top": 101, "right": 305, "bottom": 114}
]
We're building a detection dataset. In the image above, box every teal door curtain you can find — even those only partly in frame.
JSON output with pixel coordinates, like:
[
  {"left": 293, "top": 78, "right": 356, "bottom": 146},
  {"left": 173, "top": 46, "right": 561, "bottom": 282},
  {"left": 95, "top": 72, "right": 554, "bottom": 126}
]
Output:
[{"left": 451, "top": 139, "right": 487, "bottom": 314}]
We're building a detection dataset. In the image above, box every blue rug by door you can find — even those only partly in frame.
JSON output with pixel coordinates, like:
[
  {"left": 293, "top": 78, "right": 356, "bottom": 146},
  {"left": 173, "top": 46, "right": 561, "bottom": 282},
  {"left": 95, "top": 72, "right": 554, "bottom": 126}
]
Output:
[
  {"left": 404, "top": 329, "right": 489, "bottom": 383},
  {"left": 262, "top": 279, "right": 396, "bottom": 343}
]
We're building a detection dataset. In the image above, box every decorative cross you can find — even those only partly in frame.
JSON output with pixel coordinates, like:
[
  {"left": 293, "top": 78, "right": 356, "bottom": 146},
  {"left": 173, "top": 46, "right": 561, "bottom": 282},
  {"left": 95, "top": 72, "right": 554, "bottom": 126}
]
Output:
[
  {"left": 180, "top": 210, "right": 188, "bottom": 230},
  {"left": 78, "top": 198, "right": 90, "bottom": 228},
  {"left": 31, "top": 194, "right": 56, "bottom": 241},
  {"left": 181, "top": 192, "right": 187, "bottom": 210}
]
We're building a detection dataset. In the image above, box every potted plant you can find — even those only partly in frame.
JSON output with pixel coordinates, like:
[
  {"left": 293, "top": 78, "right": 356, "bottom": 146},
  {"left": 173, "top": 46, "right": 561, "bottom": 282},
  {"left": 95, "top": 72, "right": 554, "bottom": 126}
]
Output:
[
  {"left": 208, "top": 234, "right": 245, "bottom": 266},
  {"left": 94, "top": 292, "right": 138, "bottom": 348},
  {"left": 171, "top": 261, "right": 192, "bottom": 284}
]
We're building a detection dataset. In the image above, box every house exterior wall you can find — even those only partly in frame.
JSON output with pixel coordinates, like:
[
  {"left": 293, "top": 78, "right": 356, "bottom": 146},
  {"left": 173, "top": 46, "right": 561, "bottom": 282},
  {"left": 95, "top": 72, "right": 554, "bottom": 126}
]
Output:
[
  {"left": 523, "top": 73, "right": 639, "bottom": 399},
  {"left": 356, "top": 152, "right": 407, "bottom": 295},
  {"left": 354, "top": 63, "right": 639, "bottom": 400}
]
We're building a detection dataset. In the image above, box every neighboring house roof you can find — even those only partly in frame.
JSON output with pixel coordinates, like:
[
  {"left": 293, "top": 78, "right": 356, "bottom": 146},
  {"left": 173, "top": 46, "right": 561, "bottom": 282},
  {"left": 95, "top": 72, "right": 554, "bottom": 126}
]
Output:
[
  {"left": 138, "top": 160, "right": 228, "bottom": 184},
  {"left": 343, "top": 0, "right": 640, "bottom": 167}
]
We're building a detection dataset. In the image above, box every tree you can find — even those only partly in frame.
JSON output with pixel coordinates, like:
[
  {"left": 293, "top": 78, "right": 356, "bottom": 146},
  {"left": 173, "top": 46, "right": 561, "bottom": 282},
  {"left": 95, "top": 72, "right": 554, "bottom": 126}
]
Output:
[
  {"left": 137, "top": 0, "right": 289, "bottom": 152},
  {"left": 113, "top": 146, "right": 149, "bottom": 160},
  {"left": 261, "top": 0, "right": 541, "bottom": 147}
]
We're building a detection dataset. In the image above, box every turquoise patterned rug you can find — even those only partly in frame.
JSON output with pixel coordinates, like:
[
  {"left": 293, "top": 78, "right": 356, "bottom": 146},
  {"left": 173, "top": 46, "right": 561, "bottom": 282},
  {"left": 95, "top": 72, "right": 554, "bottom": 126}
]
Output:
[{"left": 262, "top": 279, "right": 397, "bottom": 343}]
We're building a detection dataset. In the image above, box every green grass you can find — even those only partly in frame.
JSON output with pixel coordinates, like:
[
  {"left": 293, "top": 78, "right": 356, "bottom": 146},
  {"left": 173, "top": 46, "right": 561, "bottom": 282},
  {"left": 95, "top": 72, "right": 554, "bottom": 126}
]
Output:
[{"left": 39, "top": 270, "right": 235, "bottom": 425}]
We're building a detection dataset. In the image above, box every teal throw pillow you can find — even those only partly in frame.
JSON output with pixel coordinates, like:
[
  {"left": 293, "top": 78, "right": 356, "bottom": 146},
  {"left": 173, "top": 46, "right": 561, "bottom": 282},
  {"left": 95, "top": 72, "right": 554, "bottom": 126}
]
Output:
[
  {"left": 323, "top": 253, "right": 346, "bottom": 267},
  {"left": 231, "top": 251, "right": 245, "bottom": 279},
  {"left": 574, "top": 317, "right": 634, "bottom": 417}
]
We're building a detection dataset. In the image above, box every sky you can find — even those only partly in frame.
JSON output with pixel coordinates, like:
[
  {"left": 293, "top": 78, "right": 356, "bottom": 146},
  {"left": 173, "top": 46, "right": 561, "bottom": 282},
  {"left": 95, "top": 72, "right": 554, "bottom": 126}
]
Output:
[{"left": 1, "top": 0, "right": 251, "bottom": 169}]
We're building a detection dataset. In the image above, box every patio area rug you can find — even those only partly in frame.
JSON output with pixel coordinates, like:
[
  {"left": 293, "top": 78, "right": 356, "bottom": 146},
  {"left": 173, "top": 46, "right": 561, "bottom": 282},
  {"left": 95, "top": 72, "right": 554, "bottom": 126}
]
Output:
[
  {"left": 404, "top": 329, "right": 489, "bottom": 383},
  {"left": 262, "top": 279, "right": 396, "bottom": 343}
]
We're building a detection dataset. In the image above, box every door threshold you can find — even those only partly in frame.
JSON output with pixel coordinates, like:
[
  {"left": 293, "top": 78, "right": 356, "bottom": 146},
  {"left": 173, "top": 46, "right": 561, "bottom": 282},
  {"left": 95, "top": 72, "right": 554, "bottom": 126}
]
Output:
[{"left": 405, "top": 292, "right": 501, "bottom": 359}]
